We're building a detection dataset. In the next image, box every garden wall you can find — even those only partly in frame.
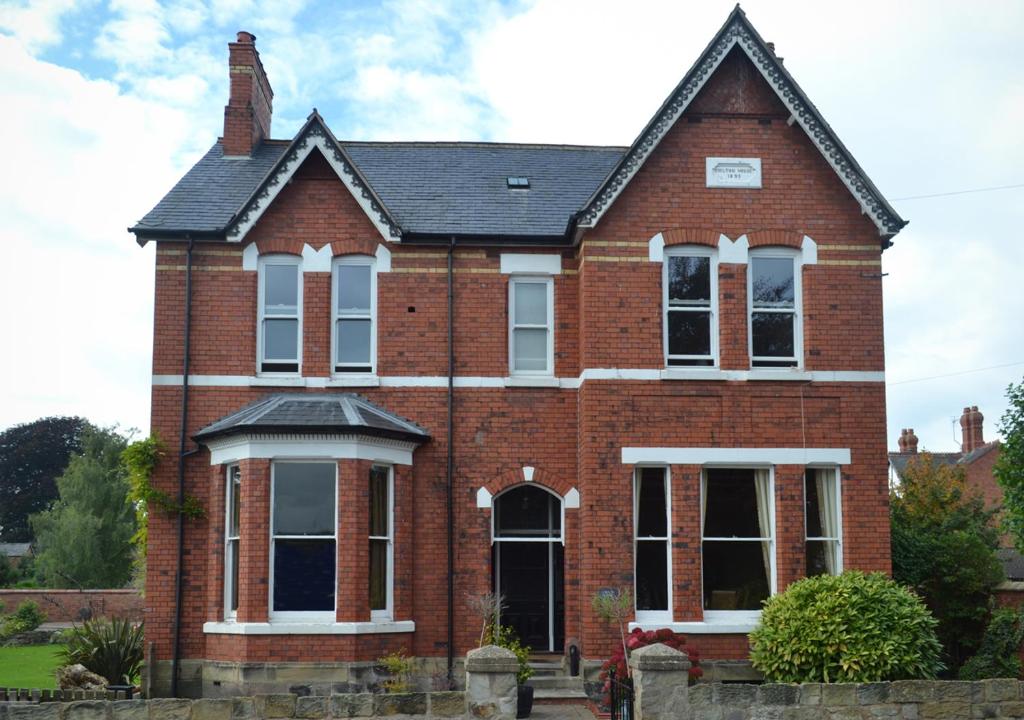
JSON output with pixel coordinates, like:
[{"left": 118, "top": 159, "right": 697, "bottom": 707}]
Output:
[{"left": 0, "top": 590, "right": 142, "bottom": 624}]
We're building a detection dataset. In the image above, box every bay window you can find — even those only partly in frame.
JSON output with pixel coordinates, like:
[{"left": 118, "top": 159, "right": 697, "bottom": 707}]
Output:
[
  {"left": 333, "top": 257, "right": 376, "bottom": 374},
  {"left": 805, "top": 467, "right": 842, "bottom": 576},
  {"left": 634, "top": 467, "right": 671, "bottom": 621},
  {"left": 664, "top": 249, "right": 717, "bottom": 366},
  {"left": 702, "top": 468, "right": 774, "bottom": 612},
  {"left": 224, "top": 465, "right": 240, "bottom": 617},
  {"left": 509, "top": 276, "right": 554, "bottom": 375},
  {"left": 749, "top": 250, "right": 800, "bottom": 367},
  {"left": 369, "top": 465, "right": 393, "bottom": 619},
  {"left": 258, "top": 256, "right": 301, "bottom": 374}
]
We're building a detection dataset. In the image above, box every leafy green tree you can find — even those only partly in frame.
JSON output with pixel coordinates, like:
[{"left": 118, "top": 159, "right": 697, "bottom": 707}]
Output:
[
  {"left": 995, "top": 378, "right": 1024, "bottom": 553},
  {"left": 891, "top": 453, "right": 1004, "bottom": 674},
  {"left": 0, "top": 416, "right": 90, "bottom": 541},
  {"left": 30, "top": 427, "right": 136, "bottom": 588}
]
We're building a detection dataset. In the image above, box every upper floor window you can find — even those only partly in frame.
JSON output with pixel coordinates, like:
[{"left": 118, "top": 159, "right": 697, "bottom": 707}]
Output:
[
  {"left": 509, "top": 276, "right": 554, "bottom": 375},
  {"left": 258, "top": 256, "right": 301, "bottom": 374},
  {"left": 805, "top": 468, "right": 842, "bottom": 576},
  {"left": 333, "top": 257, "right": 376, "bottom": 374},
  {"left": 664, "top": 248, "right": 717, "bottom": 367},
  {"left": 749, "top": 250, "right": 801, "bottom": 367}
]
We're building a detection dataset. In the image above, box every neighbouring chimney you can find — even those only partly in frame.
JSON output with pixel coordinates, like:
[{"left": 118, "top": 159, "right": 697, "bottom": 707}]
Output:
[
  {"left": 223, "top": 31, "right": 274, "bottom": 157},
  {"left": 898, "top": 428, "right": 918, "bottom": 453},
  {"left": 960, "top": 406, "right": 985, "bottom": 454}
]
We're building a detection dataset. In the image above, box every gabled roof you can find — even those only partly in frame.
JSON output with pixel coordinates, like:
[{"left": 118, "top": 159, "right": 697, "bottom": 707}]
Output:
[
  {"left": 887, "top": 452, "right": 962, "bottom": 478},
  {"left": 0, "top": 543, "right": 31, "bottom": 557},
  {"left": 575, "top": 5, "right": 907, "bottom": 240},
  {"left": 193, "top": 393, "right": 429, "bottom": 444}
]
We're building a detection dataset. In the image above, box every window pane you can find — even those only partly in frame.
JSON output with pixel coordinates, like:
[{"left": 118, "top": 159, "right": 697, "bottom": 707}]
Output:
[
  {"left": 636, "top": 541, "right": 668, "bottom": 611},
  {"left": 228, "top": 540, "right": 239, "bottom": 612},
  {"left": 273, "top": 539, "right": 335, "bottom": 611},
  {"left": 668, "top": 256, "right": 710, "bottom": 304},
  {"left": 337, "top": 319, "right": 371, "bottom": 365},
  {"left": 370, "top": 539, "right": 388, "bottom": 611},
  {"left": 264, "top": 264, "right": 298, "bottom": 313},
  {"left": 703, "top": 469, "right": 761, "bottom": 537},
  {"left": 264, "top": 319, "right": 298, "bottom": 361},
  {"left": 513, "top": 328, "right": 548, "bottom": 371},
  {"left": 273, "top": 463, "right": 335, "bottom": 535},
  {"left": 805, "top": 473, "right": 823, "bottom": 537},
  {"left": 337, "top": 265, "right": 371, "bottom": 313},
  {"left": 636, "top": 469, "right": 667, "bottom": 537},
  {"left": 806, "top": 540, "right": 831, "bottom": 577},
  {"left": 751, "top": 313, "right": 794, "bottom": 358},
  {"left": 228, "top": 467, "right": 241, "bottom": 537},
  {"left": 751, "top": 257, "right": 794, "bottom": 307},
  {"left": 495, "top": 485, "right": 560, "bottom": 538},
  {"left": 514, "top": 282, "right": 547, "bottom": 325},
  {"left": 667, "top": 311, "right": 711, "bottom": 357},
  {"left": 702, "top": 540, "right": 769, "bottom": 610},
  {"left": 369, "top": 466, "right": 389, "bottom": 537}
]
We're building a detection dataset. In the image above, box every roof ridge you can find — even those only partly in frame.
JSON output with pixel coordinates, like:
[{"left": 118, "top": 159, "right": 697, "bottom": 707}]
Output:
[{"left": 340, "top": 140, "right": 629, "bottom": 151}]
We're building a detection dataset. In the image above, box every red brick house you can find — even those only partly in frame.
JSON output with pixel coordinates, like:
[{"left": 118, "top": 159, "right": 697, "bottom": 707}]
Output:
[{"left": 131, "top": 8, "right": 903, "bottom": 697}]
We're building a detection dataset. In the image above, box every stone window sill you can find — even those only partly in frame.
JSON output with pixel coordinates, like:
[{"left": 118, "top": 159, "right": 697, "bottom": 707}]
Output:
[
  {"left": 628, "top": 618, "right": 759, "bottom": 635},
  {"left": 326, "top": 375, "right": 381, "bottom": 388},
  {"left": 504, "top": 376, "right": 560, "bottom": 388},
  {"left": 203, "top": 620, "right": 415, "bottom": 635}
]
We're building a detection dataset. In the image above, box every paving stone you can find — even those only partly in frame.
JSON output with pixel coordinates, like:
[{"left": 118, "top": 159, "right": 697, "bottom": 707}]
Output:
[
  {"left": 148, "top": 699, "right": 192, "bottom": 720},
  {"left": 327, "top": 695, "right": 372, "bottom": 718},
  {"left": 372, "top": 692, "right": 427, "bottom": 716},
  {"left": 857, "top": 684, "right": 891, "bottom": 705},
  {"left": 980, "top": 679, "right": 1017, "bottom": 703},
  {"left": 252, "top": 695, "right": 295, "bottom": 719},
  {"left": 919, "top": 702, "right": 970, "bottom": 719},
  {"left": 292, "top": 698, "right": 325, "bottom": 720},
  {"left": 191, "top": 700, "right": 231, "bottom": 720},
  {"left": 758, "top": 684, "right": 799, "bottom": 706},
  {"left": 821, "top": 684, "right": 857, "bottom": 707}
]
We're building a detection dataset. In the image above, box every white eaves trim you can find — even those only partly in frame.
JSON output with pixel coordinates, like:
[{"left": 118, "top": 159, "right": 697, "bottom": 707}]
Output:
[
  {"left": 500, "top": 253, "right": 562, "bottom": 275},
  {"left": 621, "top": 447, "right": 852, "bottom": 466},
  {"left": 204, "top": 433, "right": 418, "bottom": 466},
  {"left": 203, "top": 620, "right": 414, "bottom": 635}
]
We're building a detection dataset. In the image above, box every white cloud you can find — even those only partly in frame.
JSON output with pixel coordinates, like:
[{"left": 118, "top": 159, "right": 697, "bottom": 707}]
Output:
[{"left": 0, "top": 0, "right": 80, "bottom": 51}]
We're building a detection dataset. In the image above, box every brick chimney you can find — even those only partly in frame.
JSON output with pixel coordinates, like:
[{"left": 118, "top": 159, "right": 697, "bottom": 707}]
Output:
[
  {"left": 959, "top": 406, "right": 985, "bottom": 454},
  {"left": 898, "top": 428, "right": 918, "bottom": 453},
  {"left": 223, "top": 31, "right": 273, "bottom": 157}
]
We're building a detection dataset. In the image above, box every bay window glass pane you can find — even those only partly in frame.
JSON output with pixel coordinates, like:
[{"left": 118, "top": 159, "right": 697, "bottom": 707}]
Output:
[
  {"left": 751, "top": 313, "right": 794, "bottom": 358},
  {"left": 370, "top": 539, "right": 387, "bottom": 611},
  {"left": 273, "top": 539, "right": 335, "bottom": 611},
  {"left": 229, "top": 470, "right": 241, "bottom": 537},
  {"left": 264, "top": 264, "right": 298, "bottom": 313},
  {"left": 264, "top": 319, "right": 298, "bottom": 360},
  {"left": 273, "top": 463, "right": 335, "bottom": 535},
  {"left": 337, "top": 319, "right": 371, "bottom": 364},
  {"left": 514, "top": 283, "right": 547, "bottom": 325},
  {"left": 636, "top": 469, "right": 667, "bottom": 537},
  {"left": 667, "top": 311, "right": 711, "bottom": 357},
  {"left": 337, "top": 265, "right": 371, "bottom": 312},
  {"left": 751, "top": 257, "right": 794, "bottom": 307},
  {"left": 703, "top": 470, "right": 761, "bottom": 538},
  {"left": 369, "top": 467, "right": 388, "bottom": 537},
  {"left": 636, "top": 541, "right": 668, "bottom": 611},
  {"left": 228, "top": 541, "right": 239, "bottom": 612},
  {"left": 702, "top": 541, "right": 770, "bottom": 610},
  {"left": 513, "top": 328, "right": 548, "bottom": 371},
  {"left": 668, "top": 256, "right": 711, "bottom": 304}
]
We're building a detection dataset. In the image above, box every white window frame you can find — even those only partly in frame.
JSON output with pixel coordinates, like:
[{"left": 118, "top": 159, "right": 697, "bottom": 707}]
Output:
[
  {"left": 508, "top": 276, "right": 555, "bottom": 376},
  {"left": 804, "top": 465, "right": 843, "bottom": 575},
  {"left": 701, "top": 466, "right": 777, "bottom": 623},
  {"left": 269, "top": 460, "right": 338, "bottom": 622},
  {"left": 257, "top": 255, "right": 303, "bottom": 375},
  {"left": 369, "top": 464, "right": 394, "bottom": 621},
  {"left": 663, "top": 246, "right": 718, "bottom": 368},
  {"left": 224, "top": 464, "right": 241, "bottom": 620},
  {"left": 634, "top": 466, "right": 673, "bottom": 625},
  {"left": 748, "top": 247, "right": 802, "bottom": 368},
  {"left": 331, "top": 255, "right": 377, "bottom": 376}
]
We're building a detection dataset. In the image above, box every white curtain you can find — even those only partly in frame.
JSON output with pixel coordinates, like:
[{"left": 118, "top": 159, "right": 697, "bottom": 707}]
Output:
[
  {"left": 815, "top": 469, "right": 839, "bottom": 574},
  {"left": 701, "top": 473, "right": 708, "bottom": 537},
  {"left": 754, "top": 469, "right": 772, "bottom": 584}
]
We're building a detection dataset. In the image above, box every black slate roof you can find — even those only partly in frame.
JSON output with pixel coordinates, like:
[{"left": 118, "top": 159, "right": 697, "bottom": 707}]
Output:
[
  {"left": 131, "top": 139, "right": 624, "bottom": 241},
  {"left": 193, "top": 393, "right": 429, "bottom": 443},
  {"left": 888, "top": 452, "right": 962, "bottom": 478},
  {"left": 998, "top": 548, "right": 1024, "bottom": 581}
]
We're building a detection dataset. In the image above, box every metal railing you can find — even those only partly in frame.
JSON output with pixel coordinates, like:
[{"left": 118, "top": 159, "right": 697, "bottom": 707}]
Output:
[{"left": 608, "top": 667, "right": 634, "bottom": 720}]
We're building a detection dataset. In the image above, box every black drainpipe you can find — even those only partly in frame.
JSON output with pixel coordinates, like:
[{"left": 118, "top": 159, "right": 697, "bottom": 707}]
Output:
[
  {"left": 446, "top": 237, "right": 456, "bottom": 682},
  {"left": 170, "top": 235, "right": 195, "bottom": 697}
]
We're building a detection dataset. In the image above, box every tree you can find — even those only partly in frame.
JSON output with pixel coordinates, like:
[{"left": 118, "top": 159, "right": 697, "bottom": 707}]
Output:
[
  {"left": 30, "top": 427, "right": 137, "bottom": 588},
  {"left": 891, "top": 453, "right": 1004, "bottom": 674},
  {"left": 0, "top": 416, "right": 90, "bottom": 541},
  {"left": 995, "top": 377, "right": 1024, "bottom": 553}
]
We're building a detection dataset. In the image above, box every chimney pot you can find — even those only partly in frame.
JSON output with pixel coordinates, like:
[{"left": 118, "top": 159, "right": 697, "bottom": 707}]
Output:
[
  {"left": 960, "top": 405, "right": 984, "bottom": 454},
  {"left": 906, "top": 428, "right": 918, "bottom": 453},
  {"left": 237, "top": 31, "right": 256, "bottom": 43}
]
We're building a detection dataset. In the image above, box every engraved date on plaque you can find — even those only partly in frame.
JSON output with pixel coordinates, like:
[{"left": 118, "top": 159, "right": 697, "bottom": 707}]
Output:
[{"left": 706, "top": 157, "right": 762, "bottom": 188}]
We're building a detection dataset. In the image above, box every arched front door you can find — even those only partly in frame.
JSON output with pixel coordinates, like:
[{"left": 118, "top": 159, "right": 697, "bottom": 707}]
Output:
[{"left": 492, "top": 485, "right": 565, "bottom": 653}]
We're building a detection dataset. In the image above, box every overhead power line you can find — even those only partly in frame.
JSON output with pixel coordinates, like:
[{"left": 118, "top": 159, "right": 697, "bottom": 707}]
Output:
[
  {"left": 890, "top": 182, "right": 1024, "bottom": 202},
  {"left": 887, "top": 360, "right": 1024, "bottom": 387}
]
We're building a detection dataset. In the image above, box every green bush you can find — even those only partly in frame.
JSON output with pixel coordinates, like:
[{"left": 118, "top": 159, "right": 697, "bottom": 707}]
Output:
[
  {"left": 750, "top": 571, "right": 943, "bottom": 682},
  {"left": 60, "top": 618, "right": 143, "bottom": 685},
  {"left": 483, "top": 624, "right": 534, "bottom": 685},
  {"left": 0, "top": 600, "right": 46, "bottom": 639},
  {"left": 959, "top": 607, "right": 1024, "bottom": 680}
]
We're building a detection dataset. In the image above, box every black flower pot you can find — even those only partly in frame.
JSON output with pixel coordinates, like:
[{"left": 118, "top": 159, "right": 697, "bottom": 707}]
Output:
[{"left": 516, "top": 684, "right": 534, "bottom": 718}]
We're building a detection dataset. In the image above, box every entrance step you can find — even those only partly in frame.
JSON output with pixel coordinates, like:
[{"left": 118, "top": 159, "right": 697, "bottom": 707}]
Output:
[
  {"left": 530, "top": 675, "right": 585, "bottom": 691},
  {"left": 528, "top": 660, "right": 565, "bottom": 677}
]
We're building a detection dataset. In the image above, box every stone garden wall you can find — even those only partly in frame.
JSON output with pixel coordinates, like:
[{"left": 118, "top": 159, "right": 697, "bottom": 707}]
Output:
[{"left": 0, "top": 590, "right": 143, "bottom": 624}]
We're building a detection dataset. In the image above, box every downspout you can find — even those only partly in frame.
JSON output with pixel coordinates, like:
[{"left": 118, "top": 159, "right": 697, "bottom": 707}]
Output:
[
  {"left": 170, "top": 235, "right": 195, "bottom": 697},
  {"left": 446, "top": 236, "right": 455, "bottom": 682}
]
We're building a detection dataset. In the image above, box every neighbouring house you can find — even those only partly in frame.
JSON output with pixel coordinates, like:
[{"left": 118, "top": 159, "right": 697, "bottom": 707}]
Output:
[
  {"left": 0, "top": 543, "right": 31, "bottom": 569},
  {"left": 130, "top": 8, "right": 904, "bottom": 698}
]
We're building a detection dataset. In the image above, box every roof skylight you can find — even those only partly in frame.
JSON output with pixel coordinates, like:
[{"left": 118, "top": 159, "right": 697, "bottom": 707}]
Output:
[{"left": 507, "top": 176, "right": 530, "bottom": 189}]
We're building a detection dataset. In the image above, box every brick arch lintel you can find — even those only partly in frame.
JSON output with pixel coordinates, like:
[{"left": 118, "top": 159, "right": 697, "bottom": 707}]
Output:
[
  {"left": 241, "top": 240, "right": 392, "bottom": 272},
  {"left": 648, "top": 228, "right": 817, "bottom": 265}
]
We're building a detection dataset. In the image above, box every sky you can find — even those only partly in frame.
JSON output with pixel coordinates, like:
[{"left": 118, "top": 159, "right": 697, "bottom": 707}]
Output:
[{"left": 0, "top": 0, "right": 1022, "bottom": 453}]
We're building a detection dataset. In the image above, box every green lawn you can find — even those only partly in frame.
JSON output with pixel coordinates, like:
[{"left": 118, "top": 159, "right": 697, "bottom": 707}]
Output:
[{"left": 0, "top": 644, "right": 64, "bottom": 689}]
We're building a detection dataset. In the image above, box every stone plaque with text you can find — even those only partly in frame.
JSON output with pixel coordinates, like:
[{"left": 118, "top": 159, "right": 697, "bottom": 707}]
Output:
[{"left": 705, "top": 157, "right": 762, "bottom": 188}]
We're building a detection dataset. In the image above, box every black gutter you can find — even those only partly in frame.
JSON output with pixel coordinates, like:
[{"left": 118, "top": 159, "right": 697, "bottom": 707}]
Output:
[
  {"left": 129, "top": 228, "right": 226, "bottom": 247},
  {"left": 402, "top": 232, "right": 572, "bottom": 247},
  {"left": 446, "top": 236, "right": 455, "bottom": 683},
  {"left": 170, "top": 236, "right": 195, "bottom": 697}
]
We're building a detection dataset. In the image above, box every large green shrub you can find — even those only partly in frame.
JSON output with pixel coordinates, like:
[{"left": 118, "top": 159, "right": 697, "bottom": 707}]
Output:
[
  {"left": 750, "top": 571, "right": 943, "bottom": 682},
  {"left": 0, "top": 600, "right": 46, "bottom": 639},
  {"left": 60, "top": 618, "right": 143, "bottom": 685},
  {"left": 959, "top": 607, "right": 1024, "bottom": 680}
]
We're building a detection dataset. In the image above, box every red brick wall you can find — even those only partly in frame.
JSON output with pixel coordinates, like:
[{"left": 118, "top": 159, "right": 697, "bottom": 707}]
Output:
[
  {"left": 964, "top": 446, "right": 1009, "bottom": 547},
  {"left": 0, "top": 589, "right": 142, "bottom": 623},
  {"left": 145, "top": 47, "right": 891, "bottom": 673}
]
